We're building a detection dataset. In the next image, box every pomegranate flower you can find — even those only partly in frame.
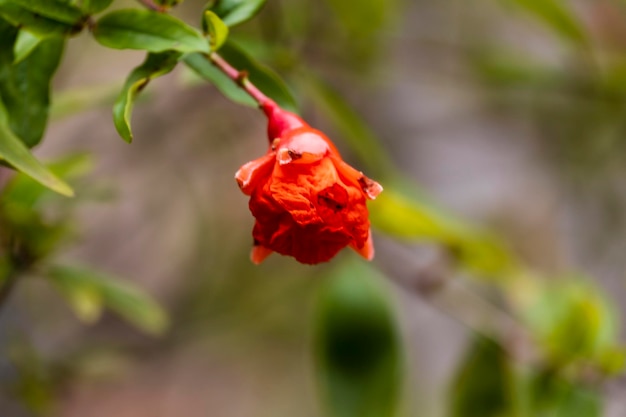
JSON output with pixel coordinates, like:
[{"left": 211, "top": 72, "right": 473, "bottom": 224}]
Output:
[{"left": 235, "top": 100, "right": 383, "bottom": 265}]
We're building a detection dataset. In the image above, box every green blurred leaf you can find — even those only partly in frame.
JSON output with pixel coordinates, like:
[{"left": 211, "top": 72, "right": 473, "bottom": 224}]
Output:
[
  {"left": 450, "top": 338, "right": 513, "bottom": 417},
  {"left": 113, "top": 51, "right": 181, "bottom": 142},
  {"left": 529, "top": 372, "right": 602, "bottom": 417},
  {"left": 184, "top": 40, "right": 297, "bottom": 111},
  {"left": 0, "top": 22, "right": 65, "bottom": 147},
  {"left": 2, "top": 153, "right": 91, "bottom": 206},
  {"left": 206, "top": 0, "right": 266, "bottom": 27},
  {"left": 503, "top": 0, "right": 587, "bottom": 44},
  {"left": 0, "top": 102, "right": 73, "bottom": 196},
  {"left": 81, "top": 0, "right": 114, "bottom": 15},
  {"left": 218, "top": 41, "right": 297, "bottom": 111},
  {"left": 183, "top": 52, "right": 256, "bottom": 107},
  {"left": 93, "top": 8, "right": 209, "bottom": 54},
  {"left": 519, "top": 278, "right": 621, "bottom": 368},
  {"left": 202, "top": 10, "right": 229, "bottom": 51},
  {"left": 302, "top": 74, "right": 394, "bottom": 179},
  {"left": 0, "top": 8, "right": 74, "bottom": 37},
  {"left": 48, "top": 264, "right": 169, "bottom": 335},
  {"left": 323, "top": 0, "right": 393, "bottom": 36},
  {"left": 315, "top": 260, "right": 402, "bottom": 417},
  {"left": 2, "top": 0, "right": 85, "bottom": 24},
  {"left": 13, "top": 30, "right": 43, "bottom": 64},
  {"left": 371, "top": 188, "right": 516, "bottom": 278}
]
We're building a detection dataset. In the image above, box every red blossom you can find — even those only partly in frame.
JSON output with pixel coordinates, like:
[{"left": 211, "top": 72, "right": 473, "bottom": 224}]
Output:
[{"left": 235, "top": 100, "right": 382, "bottom": 265}]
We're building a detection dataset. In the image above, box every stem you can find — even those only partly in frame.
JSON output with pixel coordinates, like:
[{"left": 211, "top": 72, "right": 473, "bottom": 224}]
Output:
[
  {"left": 208, "top": 52, "right": 272, "bottom": 107},
  {"left": 137, "top": 0, "right": 167, "bottom": 12}
]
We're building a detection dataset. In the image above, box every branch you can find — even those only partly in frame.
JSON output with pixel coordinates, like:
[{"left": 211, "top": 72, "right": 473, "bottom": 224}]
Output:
[{"left": 208, "top": 52, "right": 271, "bottom": 107}]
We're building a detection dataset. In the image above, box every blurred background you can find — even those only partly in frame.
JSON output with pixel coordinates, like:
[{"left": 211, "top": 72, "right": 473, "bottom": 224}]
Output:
[{"left": 1, "top": 0, "right": 626, "bottom": 416}]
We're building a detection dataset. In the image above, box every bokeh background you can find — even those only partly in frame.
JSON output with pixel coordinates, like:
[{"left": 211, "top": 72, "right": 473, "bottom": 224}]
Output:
[{"left": 1, "top": 0, "right": 626, "bottom": 416}]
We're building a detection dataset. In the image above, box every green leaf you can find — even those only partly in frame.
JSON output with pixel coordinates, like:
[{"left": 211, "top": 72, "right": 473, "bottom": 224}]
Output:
[
  {"left": 202, "top": 10, "right": 229, "bottom": 51},
  {"left": 206, "top": 0, "right": 266, "bottom": 27},
  {"left": 370, "top": 188, "right": 516, "bottom": 278},
  {"left": 184, "top": 41, "right": 297, "bottom": 111},
  {"left": 80, "top": 0, "right": 114, "bottom": 15},
  {"left": 450, "top": 339, "right": 514, "bottom": 417},
  {"left": 529, "top": 372, "right": 602, "bottom": 417},
  {"left": 2, "top": 153, "right": 91, "bottom": 207},
  {"left": 219, "top": 40, "right": 297, "bottom": 110},
  {"left": 93, "top": 9, "right": 209, "bottom": 54},
  {"left": 48, "top": 264, "right": 169, "bottom": 335},
  {"left": 302, "top": 74, "right": 394, "bottom": 179},
  {"left": 113, "top": 51, "right": 181, "bottom": 142},
  {"left": 183, "top": 52, "right": 256, "bottom": 107},
  {"left": 519, "top": 278, "right": 621, "bottom": 367},
  {"left": 13, "top": 30, "right": 44, "bottom": 64},
  {"left": 503, "top": 0, "right": 587, "bottom": 44},
  {"left": 0, "top": 3, "right": 77, "bottom": 37},
  {"left": 315, "top": 260, "right": 402, "bottom": 417},
  {"left": 0, "top": 103, "right": 73, "bottom": 196},
  {"left": 0, "top": 23, "right": 65, "bottom": 147},
  {"left": 1, "top": 0, "right": 86, "bottom": 25}
]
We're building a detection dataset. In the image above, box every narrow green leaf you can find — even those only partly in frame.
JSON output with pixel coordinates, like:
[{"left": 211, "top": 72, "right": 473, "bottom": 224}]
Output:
[
  {"left": 0, "top": 25, "right": 65, "bottom": 147},
  {"left": 48, "top": 265, "right": 169, "bottom": 335},
  {"left": 93, "top": 9, "right": 209, "bottom": 54},
  {"left": 80, "top": 0, "right": 114, "bottom": 15},
  {"left": 0, "top": 3, "right": 77, "bottom": 37},
  {"left": 0, "top": 109, "right": 73, "bottom": 196},
  {"left": 302, "top": 74, "right": 394, "bottom": 179},
  {"left": 217, "top": 40, "right": 297, "bottom": 111},
  {"left": 1, "top": 0, "right": 85, "bottom": 25},
  {"left": 183, "top": 52, "right": 256, "bottom": 107},
  {"left": 202, "top": 10, "right": 229, "bottom": 51},
  {"left": 315, "top": 260, "right": 402, "bottom": 417},
  {"left": 207, "top": 0, "right": 266, "bottom": 27},
  {"left": 13, "top": 30, "right": 43, "bottom": 64},
  {"left": 450, "top": 339, "right": 515, "bottom": 417},
  {"left": 113, "top": 51, "right": 181, "bottom": 142},
  {"left": 503, "top": 0, "right": 587, "bottom": 44}
]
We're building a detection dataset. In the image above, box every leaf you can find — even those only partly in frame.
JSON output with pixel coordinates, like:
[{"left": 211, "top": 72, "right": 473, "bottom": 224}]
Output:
[
  {"left": 0, "top": 2, "right": 77, "bottom": 37},
  {"left": 370, "top": 188, "right": 516, "bottom": 278},
  {"left": 80, "top": 0, "right": 114, "bottom": 15},
  {"left": 0, "top": 102, "right": 73, "bottom": 196},
  {"left": 450, "top": 338, "right": 514, "bottom": 417},
  {"left": 202, "top": 10, "right": 229, "bottom": 51},
  {"left": 315, "top": 260, "right": 402, "bottom": 417},
  {"left": 519, "top": 278, "right": 622, "bottom": 367},
  {"left": 0, "top": 23, "right": 65, "bottom": 147},
  {"left": 183, "top": 40, "right": 297, "bottom": 111},
  {"left": 1, "top": 0, "right": 86, "bottom": 25},
  {"left": 93, "top": 9, "right": 209, "bottom": 54},
  {"left": 113, "top": 51, "right": 181, "bottom": 142},
  {"left": 206, "top": 0, "right": 267, "bottom": 27},
  {"left": 503, "top": 0, "right": 587, "bottom": 44},
  {"left": 218, "top": 40, "right": 297, "bottom": 111},
  {"left": 302, "top": 74, "right": 394, "bottom": 179},
  {"left": 183, "top": 52, "right": 256, "bottom": 107},
  {"left": 530, "top": 372, "right": 603, "bottom": 417},
  {"left": 2, "top": 153, "right": 91, "bottom": 207},
  {"left": 13, "top": 30, "right": 44, "bottom": 64},
  {"left": 48, "top": 264, "right": 169, "bottom": 335}
]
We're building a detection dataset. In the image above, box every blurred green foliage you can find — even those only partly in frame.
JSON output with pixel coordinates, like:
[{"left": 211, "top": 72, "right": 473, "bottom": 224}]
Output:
[{"left": 0, "top": 0, "right": 624, "bottom": 416}]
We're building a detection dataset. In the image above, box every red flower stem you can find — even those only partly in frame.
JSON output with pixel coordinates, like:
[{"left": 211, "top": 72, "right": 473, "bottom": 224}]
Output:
[
  {"left": 208, "top": 52, "right": 271, "bottom": 107},
  {"left": 136, "top": 0, "right": 167, "bottom": 12}
]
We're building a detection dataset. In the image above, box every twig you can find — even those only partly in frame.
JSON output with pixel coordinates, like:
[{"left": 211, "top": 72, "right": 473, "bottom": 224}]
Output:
[{"left": 207, "top": 52, "right": 271, "bottom": 107}]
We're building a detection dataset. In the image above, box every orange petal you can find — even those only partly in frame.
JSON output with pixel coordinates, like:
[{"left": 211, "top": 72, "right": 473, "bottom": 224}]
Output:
[
  {"left": 350, "top": 231, "right": 374, "bottom": 261},
  {"left": 251, "top": 245, "right": 274, "bottom": 264},
  {"left": 235, "top": 153, "right": 275, "bottom": 195},
  {"left": 331, "top": 156, "right": 383, "bottom": 200}
]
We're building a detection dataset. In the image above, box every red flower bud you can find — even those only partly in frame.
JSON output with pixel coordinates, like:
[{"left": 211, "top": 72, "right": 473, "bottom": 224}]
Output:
[{"left": 236, "top": 100, "right": 383, "bottom": 265}]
